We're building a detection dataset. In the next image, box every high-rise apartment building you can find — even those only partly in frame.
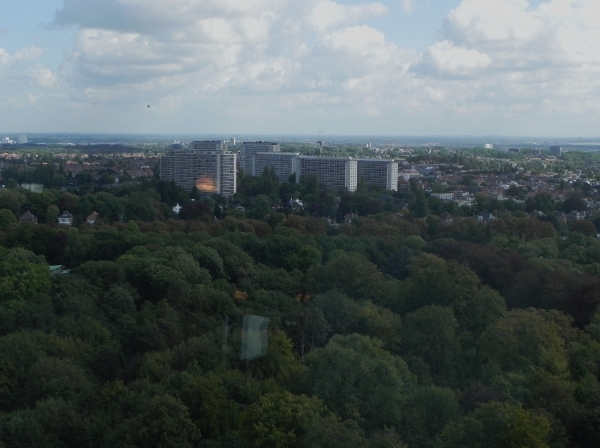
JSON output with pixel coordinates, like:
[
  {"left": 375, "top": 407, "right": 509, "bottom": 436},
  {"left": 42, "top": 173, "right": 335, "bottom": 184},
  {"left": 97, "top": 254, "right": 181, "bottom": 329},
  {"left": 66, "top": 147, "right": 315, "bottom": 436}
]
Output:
[
  {"left": 191, "top": 140, "right": 228, "bottom": 152},
  {"left": 253, "top": 152, "right": 299, "bottom": 180},
  {"left": 242, "top": 141, "right": 280, "bottom": 175},
  {"left": 549, "top": 145, "right": 562, "bottom": 156},
  {"left": 250, "top": 153, "right": 399, "bottom": 192},
  {"left": 356, "top": 159, "right": 398, "bottom": 191},
  {"left": 297, "top": 156, "right": 358, "bottom": 192},
  {"left": 160, "top": 140, "right": 237, "bottom": 197}
]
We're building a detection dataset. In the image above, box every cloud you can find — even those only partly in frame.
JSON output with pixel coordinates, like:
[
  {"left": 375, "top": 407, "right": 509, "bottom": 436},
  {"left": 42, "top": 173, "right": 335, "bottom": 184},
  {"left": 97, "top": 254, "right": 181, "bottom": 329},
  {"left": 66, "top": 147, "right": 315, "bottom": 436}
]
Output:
[
  {"left": 432, "top": 0, "right": 600, "bottom": 72},
  {"left": 29, "top": 66, "right": 58, "bottom": 88},
  {"left": 419, "top": 40, "right": 492, "bottom": 76},
  {"left": 0, "top": 46, "right": 44, "bottom": 66},
  {"left": 307, "top": 1, "right": 389, "bottom": 32},
  {"left": 2, "top": 0, "right": 598, "bottom": 135},
  {"left": 0, "top": 46, "right": 57, "bottom": 112},
  {"left": 400, "top": 0, "right": 416, "bottom": 15},
  {"left": 411, "top": 0, "right": 600, "bottom": 126},
  {"left": 52, "top": 0, "right": 402, "bottom": 108}
]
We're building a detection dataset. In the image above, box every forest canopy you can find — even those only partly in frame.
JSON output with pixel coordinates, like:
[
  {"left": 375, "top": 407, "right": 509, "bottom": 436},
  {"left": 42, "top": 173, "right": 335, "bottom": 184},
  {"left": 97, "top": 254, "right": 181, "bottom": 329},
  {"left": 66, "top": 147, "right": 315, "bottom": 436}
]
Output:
[{"left": 0, "top": 165, "right": 600, "bottom": 448}]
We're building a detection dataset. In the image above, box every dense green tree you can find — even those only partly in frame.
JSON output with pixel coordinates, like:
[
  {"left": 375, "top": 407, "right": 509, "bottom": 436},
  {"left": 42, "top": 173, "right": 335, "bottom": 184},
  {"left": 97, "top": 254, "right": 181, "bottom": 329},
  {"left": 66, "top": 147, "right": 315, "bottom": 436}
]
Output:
[
  {"left": 402, "top": 385, "right": 460, "bottom": 447},
  {"left": 124, "top": 191, "right": 158, "bottom": 221},
  {"left": 0, "top": 209, "right": 17, "bottom": 230},
  {"left": 563, "top": 194, "right": 587, "bottom": 213},
  {"left": 442, "top": 401, "right": 551, "bottom": 448},
  {"left": 312, "top": 252, "right": 400, "bottom": 308},
  {"left": 124, "top": 395, "right": 201, "bottom": 448},
  {"left": 571, "top": 219, "right": 597, "bottom": 236},
  {"left": 305, "top": 334, "right": 413, "bottom": 429},
  {"left": 0, "top": 189, "right": 22, "bottom": 214},
  {"left": 479, "top": 309, "right": 569, "bottom": 378},
  {"left": 534, "top": 192, "right": 555, "bottom": 214},
  {"left": 0, "top": 248, "right": 51, "bottom": 304},
  {"left": 28, "top": 191, "right": 58, "bottom": 222},
  {"left": 241, "top": 391, "right": 325, "bottom": 448},
  {"left": 180, "top": 373, "right": 236, "bottom": 439},
  {"left": 413, "top": 188, "right": 429, "bottom": 218},
  {"left": 313, "top": 290, "right": 362, "bottom": 335},
  {"left": 301, "top": 414, "right": 367, "bottom": 448},
  {"left": 284, "top": 304, "right": 329, "bottom": 358},
  {"left": 0, "top": 157, "right": 599, "bottom": 447},
  {"left": 402, "top": 306, "right": 460, "bottom": 378},
  {"left": 402, "top": 253, "right": 503, "bottom": 328},
  {"left": 46, "top": 204, "right": 60, "bottom": 225}
]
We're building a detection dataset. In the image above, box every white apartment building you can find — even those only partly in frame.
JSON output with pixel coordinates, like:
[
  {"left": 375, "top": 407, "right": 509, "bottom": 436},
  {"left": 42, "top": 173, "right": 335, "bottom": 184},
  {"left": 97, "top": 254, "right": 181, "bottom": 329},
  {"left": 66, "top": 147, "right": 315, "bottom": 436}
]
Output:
[
  {"left": 296, "top": 156, "right": 358, "bottom": 192},
  {"left": 356, "top": 159, "right": 398, "bottom": 191},
  {"left": 242, "top": 141, "right": 280, "bottom": 175},
  {"left": 160, "top": 140, "right": 237, "bottom": 197},
  {"left": 253, "top": 152, "right": 299, "bottom": 181}
]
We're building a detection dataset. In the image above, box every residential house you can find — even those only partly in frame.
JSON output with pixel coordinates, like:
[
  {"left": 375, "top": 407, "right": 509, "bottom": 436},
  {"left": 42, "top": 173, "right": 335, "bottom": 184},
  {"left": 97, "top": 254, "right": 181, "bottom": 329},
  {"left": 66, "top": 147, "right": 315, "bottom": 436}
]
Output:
[
  {"left": 86, "top": 211, "right": 98, "bottom": 224},
  {"left": 57, "top": 211, "right": 73, "bottom": 226},
  {"left": 18, "top": 210, "right": 37, "bottom": 224},
  {"left": 567, "top": 211, "right": 586, "bottom": 222},
  {"left": 476, "top": 212, "right": 496, "bottom": 223},
  {"left": 325, "top": 217, "right": 339, "bottom": 229},
  {"left": 440, "top": 212, "right": 454, "bottom": 224},
  {"left": 553, "top": 211, "right": 567, "bottom": 224},
  {"left": 431, "top": 192, "right": 453, "bottom": 201}
]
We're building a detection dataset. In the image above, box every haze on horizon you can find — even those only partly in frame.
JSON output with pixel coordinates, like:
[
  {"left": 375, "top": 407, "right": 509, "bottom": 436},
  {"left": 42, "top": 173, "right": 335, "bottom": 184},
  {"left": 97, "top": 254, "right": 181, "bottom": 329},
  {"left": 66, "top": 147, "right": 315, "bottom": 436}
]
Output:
[{"left": 0, "top": 0, "right": 598, "bottom": 137}]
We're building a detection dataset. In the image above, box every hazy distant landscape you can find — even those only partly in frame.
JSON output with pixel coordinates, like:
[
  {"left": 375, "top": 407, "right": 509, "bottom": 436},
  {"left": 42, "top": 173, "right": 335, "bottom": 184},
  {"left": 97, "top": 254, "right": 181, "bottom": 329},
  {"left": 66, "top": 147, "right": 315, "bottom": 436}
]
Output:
[{"left": 3, "top": 133, "right": 600, "bottom": 152}]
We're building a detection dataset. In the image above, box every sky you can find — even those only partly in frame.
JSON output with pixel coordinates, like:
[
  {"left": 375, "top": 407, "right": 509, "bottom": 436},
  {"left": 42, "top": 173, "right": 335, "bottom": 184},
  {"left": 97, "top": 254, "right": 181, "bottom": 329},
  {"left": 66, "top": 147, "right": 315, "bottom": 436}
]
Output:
[{"left": 0, "top": 0, "right": 598, "bottom": 137}]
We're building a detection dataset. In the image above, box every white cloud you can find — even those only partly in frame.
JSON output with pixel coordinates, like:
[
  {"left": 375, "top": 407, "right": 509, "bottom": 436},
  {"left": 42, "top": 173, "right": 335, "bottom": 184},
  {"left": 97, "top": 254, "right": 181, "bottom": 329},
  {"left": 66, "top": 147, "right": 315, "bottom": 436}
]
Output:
[
  {"left": 0, "top": 46, "right": 44, "bottom": 66},
  {"left": 1, "top": 0, "right": 598, "bottom": 136},
  {"left": 0, "top": 46, "right": 57, "bottom": 113},
  {"left": 308, "top": 1, "right": 389, "bottom": 32},
  {"left": 400, "top": 0, "right": 416, "bottom": 15},
  {"left": 438, "top": 0, "right": 600, "bottom": 70},
  {"left": 421, "top": 40, "right": 492, "bottom": 76},
  {"left": 29, "top": 66, "right": 58, "bottom": 88},
  {"left": 51, "top": 0, "right": 403, "bottom": 110},
  {"left": 410, "top": 0, "right": 600, "bottom": 133}
]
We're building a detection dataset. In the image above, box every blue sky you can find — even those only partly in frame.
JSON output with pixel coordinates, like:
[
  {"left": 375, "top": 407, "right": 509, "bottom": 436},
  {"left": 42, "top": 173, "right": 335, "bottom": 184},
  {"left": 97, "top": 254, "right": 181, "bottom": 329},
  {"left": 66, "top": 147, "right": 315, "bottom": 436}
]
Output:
[{"left": 0, "top": 0, "right": 598, "bottom": 136}]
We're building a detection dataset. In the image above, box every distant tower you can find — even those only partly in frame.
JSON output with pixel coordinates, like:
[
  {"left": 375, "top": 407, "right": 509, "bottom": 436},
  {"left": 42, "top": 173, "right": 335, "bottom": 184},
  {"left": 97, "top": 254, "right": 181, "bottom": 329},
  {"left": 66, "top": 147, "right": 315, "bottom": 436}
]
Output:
[
  {"left": 230, "top": 137, "right": 236, "bottom": 146},
  {"left": 17, "top": 135, "right": 28, "bottom": 144}
]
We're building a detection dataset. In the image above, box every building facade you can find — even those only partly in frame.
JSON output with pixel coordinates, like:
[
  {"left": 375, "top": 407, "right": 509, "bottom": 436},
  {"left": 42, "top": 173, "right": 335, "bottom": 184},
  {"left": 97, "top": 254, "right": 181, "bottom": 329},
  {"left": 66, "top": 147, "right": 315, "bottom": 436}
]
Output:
[
  {"left": 160, "top": 141, "right": 237, "bottom": 197},
  {"left": 356, "top": 159, "right": 398, "bottom": 191},
  {"left": 296, "top": 156, "right": 358, "bottom": 192},
  {"left": 253, "top": 152, "right": 299, "bottom": 180},
  {"left": 242, "top": 141, "right": 280, "bottom": 175}
]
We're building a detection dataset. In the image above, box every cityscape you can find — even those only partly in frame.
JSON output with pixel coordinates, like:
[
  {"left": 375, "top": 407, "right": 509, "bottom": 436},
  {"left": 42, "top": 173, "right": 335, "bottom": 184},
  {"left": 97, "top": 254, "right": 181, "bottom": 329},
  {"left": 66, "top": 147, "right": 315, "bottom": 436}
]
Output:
[{"left": 1, "top": 0, "right": 599, "bottom": 446}]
